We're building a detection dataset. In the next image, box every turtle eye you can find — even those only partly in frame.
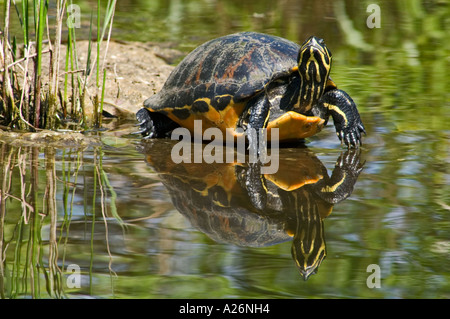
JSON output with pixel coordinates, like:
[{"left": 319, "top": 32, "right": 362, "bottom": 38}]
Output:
[{"left": 318, "top": 38, "right": 324, "bottom": 46}]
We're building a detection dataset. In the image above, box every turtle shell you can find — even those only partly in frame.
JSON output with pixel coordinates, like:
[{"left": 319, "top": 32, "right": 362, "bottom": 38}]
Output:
[{"left": 144, "top": 32, "right": 324, "bottom": 139}]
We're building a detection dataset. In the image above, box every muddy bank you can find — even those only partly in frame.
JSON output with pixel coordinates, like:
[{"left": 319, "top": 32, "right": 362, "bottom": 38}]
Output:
[
  {"left": 52, "top": 40, "right": 182, "bottom": 119},
  {"left": 1, "top": 40, "right": 184, "bottom": 147},
  {"left": 77, "top": 40, "right": 183, "bottom": 118}
]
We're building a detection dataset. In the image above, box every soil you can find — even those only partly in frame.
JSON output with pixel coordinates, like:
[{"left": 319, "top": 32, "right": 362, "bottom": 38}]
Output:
[
  {"left": 1, "top": 40, "right": 185, "bottom": 147},
  {"left": 54, "top": 40, "right": 183, "bottom": 119}
]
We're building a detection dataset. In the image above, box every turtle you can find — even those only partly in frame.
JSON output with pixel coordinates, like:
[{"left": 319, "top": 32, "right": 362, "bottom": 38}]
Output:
[
  {"left": 139, "top": 139, "right": 364, "bottom": 279},
  {"left": 136, "top": 32, "right": 365, "bottom": 148}
]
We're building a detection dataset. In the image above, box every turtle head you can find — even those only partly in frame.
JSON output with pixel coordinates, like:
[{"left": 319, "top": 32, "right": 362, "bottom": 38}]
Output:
[{"left": 296, "top": 36, "right": 332, "bottom": 110}]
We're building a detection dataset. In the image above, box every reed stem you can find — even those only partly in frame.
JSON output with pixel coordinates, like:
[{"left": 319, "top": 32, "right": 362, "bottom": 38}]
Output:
[{"left": 1, "top": 0, "right": 117, "bottom": 132}]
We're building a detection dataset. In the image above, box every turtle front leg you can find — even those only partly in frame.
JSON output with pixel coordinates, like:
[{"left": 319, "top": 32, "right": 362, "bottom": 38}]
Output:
[
  {"left": 246, "top": 94, "right": 271, "bottom": 154},
  {"left": 314, "top": 89, "right": 366, "bottom": 147}
]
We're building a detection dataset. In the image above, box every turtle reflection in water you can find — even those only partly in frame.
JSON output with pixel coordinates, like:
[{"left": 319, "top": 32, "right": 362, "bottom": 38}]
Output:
[{"left": 140, "top": 140, "right": 363, "bottom": 280}]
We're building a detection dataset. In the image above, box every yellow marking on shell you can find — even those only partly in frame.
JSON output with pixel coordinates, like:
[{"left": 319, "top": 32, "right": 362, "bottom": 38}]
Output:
[
  {"left": 163, "top": 96, "right": 246, "bottom": 140},
  {"left": 164, "top": 107, "right": 205, "bottom": 133},
  {"left": 197, "top": 173, "right": 221, "bottom": 196},
  {"left": 182, "top": 164, "right": 239, "bottom": 206},
  {"left": 322, "top": 102, "right": 348, "bottom": 126},
  {"left": 215, "top": 94, "right": 234, "bottom": 100},
  {"left": 219, "top": 100, "right": 245, "bottom": 130},
  {"left": 321, "top": 173, "right": 346, "bottom": 193}
]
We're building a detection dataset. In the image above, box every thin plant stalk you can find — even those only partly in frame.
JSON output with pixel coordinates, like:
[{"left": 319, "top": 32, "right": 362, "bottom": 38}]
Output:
[
  {"left": 34, "top": 0, "right": 48, "bottom": 129},
  {"left": 99, "top": 68, "right": 106, "bottom": 127},
  {"left": 97, "top": 0, "right": 101, "bottom": 89},
  {"left": 66, "top": 1, "right": 80, "bottom": 118},
  {"left": 84, "top": 12, "right": 94, "bottom": 127},
  {"left": 1, "top": 0, "right": 117, "bottom": 131},
  {"left": 94, "top": 0, "right": 101, "bottom": 127},
  {"left": 48, "top": 0, "right": 67, "bottom": 129},
  {"left": 2, "top": 0, "right": 18, "bottom": 124},
  {"left": 22, "top": 0, "right": 29, "bottom": 47},
  {"left": 63, "top": 36, "right": 70, "bottom": 117}
]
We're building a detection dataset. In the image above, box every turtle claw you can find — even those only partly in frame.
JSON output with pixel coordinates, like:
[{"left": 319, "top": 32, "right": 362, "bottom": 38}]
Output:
[
  {"left": 358, "top": 123, "right": 367, "bottom": 136},
  {"left": 336, "top": 148, "right": 364, "bottom": 175},
  {"left": 132, "top": 119, "right": 150, "bottom": 135},
  {"left": 135, "top": 108, "right": 181, "bottom": 139},
  {"left": 337, "top": 121, "right": 366, "bottom": 148},
  {"left": 133, "top": 125, "right": 149, "bottom": 136},
  {"left": 135, "top": 108, "right": 156, "bottom": 138},
  {"left": 144, "top": 132, "right": 155, "bottom": 139},
  {"left": 132, "top": 129, "right": 147, "bottom": 135}
]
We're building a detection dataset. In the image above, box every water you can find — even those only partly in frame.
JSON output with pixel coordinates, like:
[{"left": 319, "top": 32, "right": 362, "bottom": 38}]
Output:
[{"left": 0, "top": 0, "right": 449, "bottom": 299}]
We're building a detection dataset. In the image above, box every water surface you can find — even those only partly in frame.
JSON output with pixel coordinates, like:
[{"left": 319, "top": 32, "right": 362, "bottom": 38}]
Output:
[{"left": 0, "top": 0, "right": 449, "bottom": 299}]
